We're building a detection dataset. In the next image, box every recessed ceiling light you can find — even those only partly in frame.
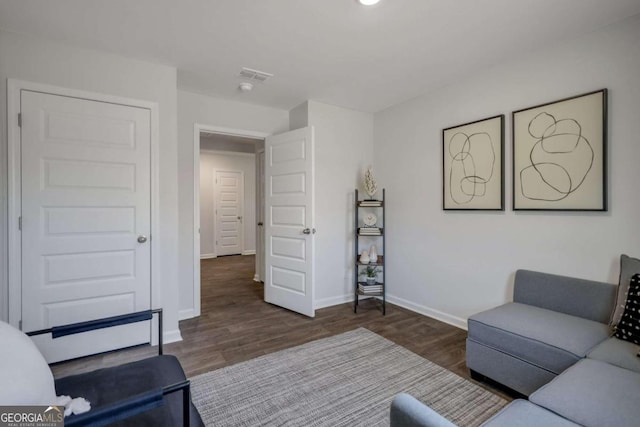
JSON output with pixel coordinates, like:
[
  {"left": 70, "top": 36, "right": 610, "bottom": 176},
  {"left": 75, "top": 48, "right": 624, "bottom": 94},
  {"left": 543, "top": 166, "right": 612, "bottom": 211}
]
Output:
[
  {"left": 238, "top": 82, "right": 254, "bottom": 92},
  {"left": 358, "top": 0, "right": 380, "bottom": 5}
]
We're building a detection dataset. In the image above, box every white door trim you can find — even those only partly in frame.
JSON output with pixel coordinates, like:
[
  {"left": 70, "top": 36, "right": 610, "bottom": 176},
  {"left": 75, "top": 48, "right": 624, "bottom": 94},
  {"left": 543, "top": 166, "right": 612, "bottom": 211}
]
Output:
[
  {"left": 255, "top": 148, "right": 265, "bottom": 282},
  {"left": 213, "top": 169, "right": 245, "bottom": 257},
  {"left": 192, "top": 123, "right": 268, "bottom": 320},
  {"left": 7, "top": 80, "right": 162, "bottom": 342}
]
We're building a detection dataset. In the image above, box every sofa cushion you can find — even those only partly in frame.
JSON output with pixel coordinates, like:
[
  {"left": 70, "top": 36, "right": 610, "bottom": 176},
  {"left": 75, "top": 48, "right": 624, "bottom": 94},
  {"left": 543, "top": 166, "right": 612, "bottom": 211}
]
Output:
[
  {"left": 480, "top": 399, "right": 580, "bottom": 427},
  {"left": 55, "top": 355, "right": 204, "bottom": 426},
  {"left": 587, "top": 337, "right": 640, "bottom": 373},
  {"left": 514, "top": 270, "right": 616, "bottom": 323},
  {"left": 611, "top": 254, "right": 640, "bottom": 327},
  {"left": 530, "top": 358, "right": 640, "bottom": 427},
  {"left": 468, "top": 303, "right": 610, "bottom": 374},
  {"left": 614, "top": 273, "right": 640, "bottom": 344}
]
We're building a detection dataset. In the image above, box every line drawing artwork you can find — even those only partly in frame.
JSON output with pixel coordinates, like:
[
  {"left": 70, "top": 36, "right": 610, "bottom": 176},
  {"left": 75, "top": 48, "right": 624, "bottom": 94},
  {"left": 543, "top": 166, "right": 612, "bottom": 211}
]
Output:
[
  {"left": 519, "top": 112, "right": 594, "bottom": 202},
  {"left": 448, "top": 131, "right": 496, "bottom": 205}
]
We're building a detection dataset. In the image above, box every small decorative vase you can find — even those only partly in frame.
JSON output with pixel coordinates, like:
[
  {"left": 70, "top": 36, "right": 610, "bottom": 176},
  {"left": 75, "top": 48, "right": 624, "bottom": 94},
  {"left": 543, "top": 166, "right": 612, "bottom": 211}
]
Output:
[
  {"left": 369, "top": 245, "right": 378, "bottom": 263},
  {"left": 359, "top": 251, "right": 370, "bottom": 264},
  {"left": 366, "top": 276, "right": 377, "bottom": 285}
]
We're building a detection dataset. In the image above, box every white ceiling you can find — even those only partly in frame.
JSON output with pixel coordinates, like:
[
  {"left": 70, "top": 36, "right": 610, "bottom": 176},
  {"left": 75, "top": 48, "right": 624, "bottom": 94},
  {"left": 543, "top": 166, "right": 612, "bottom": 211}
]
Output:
[{"left": 1, "top": 0, "right": 639, "bottom": 113}]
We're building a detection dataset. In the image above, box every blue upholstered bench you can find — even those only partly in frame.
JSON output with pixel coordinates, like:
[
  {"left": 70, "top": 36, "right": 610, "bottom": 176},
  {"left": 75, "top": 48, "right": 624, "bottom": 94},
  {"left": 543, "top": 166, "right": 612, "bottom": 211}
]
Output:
[{"left": 1, "top": 310, "right": 203, "bottom": 426}]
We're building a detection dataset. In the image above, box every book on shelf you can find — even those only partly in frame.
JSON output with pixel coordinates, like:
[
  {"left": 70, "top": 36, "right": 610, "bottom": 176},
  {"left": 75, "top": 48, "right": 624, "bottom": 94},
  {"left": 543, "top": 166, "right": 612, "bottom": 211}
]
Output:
[
  {"left": 358, "top": 284, "right": 383, "bottom": 291},
  {"left": 358, "top": 227, "right": 381, "bottom": 235},
  {"left": 359, "top": 201, "right": 382, "bottom": 207},
  {"left": 359, "top": 289, "right": 383, "bottom": 295}
]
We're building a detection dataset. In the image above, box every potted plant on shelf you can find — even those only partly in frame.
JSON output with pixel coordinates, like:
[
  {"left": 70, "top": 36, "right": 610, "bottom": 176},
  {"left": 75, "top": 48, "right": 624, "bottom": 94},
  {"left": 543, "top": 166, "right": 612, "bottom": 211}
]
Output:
[{"left": 359, "top": 266, "right": 380, "bottom": 285}]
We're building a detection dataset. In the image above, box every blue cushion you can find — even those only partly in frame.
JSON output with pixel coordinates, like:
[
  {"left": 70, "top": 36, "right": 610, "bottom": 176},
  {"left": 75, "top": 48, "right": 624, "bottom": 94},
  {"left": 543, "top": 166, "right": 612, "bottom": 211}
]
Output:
[
  {"left": 530, "top": 358, "right": 640, "bottom": 427},
  {"left": 481, "top": 399, "right": 580, "bottom": 427},
  {"left": 588, "top": 337, "right": 640, "bottom": 373},
  {"left": 55, "top": 355, "right": 203, "bottom": 427},
  {"left": 468, "top": 303, "right": 610, "bottom": 374}
]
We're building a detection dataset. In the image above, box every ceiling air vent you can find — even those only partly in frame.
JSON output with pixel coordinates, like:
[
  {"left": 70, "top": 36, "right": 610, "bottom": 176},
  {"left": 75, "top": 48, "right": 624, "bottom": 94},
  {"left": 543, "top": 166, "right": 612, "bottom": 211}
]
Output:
[{"left": 239, "top": 67, "right": 273, "bottom": 83}]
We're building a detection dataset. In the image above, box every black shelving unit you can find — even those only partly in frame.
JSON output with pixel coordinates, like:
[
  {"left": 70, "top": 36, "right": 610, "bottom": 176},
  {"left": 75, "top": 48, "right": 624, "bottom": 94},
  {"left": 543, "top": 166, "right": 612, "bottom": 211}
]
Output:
[{"left": 354, "top": 188, "right": 385, "bottom": 315}]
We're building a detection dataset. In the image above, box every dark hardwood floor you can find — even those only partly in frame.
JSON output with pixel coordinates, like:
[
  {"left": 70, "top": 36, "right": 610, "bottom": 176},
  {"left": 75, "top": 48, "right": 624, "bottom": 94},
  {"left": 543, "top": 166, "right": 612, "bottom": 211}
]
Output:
[{"left": 52, "top": 254, "right": 510, "bottom": 399}]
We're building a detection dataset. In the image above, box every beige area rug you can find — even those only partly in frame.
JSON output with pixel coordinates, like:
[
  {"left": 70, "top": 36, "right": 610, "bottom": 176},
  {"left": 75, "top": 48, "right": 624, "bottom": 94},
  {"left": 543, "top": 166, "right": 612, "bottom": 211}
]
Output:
[{"left": 191, "top": 328, "right": 507, "bottom": 426}]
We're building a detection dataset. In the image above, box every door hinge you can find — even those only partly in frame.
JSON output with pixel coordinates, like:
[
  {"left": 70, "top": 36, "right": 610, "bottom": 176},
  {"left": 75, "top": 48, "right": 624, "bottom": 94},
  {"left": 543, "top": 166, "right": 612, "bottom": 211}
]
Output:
[
  {"left": 18, "top": 320, "right": 22, "bottom": 331},
  {"left": 18, "top": 216, "right": 22, "bottom": 231},
  {"left": 17, "top": 113, "right": 22, "bottom": 128}
]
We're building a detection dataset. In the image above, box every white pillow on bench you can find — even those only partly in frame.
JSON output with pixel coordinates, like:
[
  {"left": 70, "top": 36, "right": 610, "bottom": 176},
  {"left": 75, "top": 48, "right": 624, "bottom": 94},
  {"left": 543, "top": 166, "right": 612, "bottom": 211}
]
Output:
[{"left": 0, "top": 321, "right": 57, "bottom": 405}]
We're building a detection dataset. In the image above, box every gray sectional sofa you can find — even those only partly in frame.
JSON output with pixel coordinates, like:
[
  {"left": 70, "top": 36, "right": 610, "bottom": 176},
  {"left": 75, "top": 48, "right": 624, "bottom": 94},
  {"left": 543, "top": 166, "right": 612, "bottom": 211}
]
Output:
[{"left": 390, "top": 269, "right": 640, "bottom": 427}]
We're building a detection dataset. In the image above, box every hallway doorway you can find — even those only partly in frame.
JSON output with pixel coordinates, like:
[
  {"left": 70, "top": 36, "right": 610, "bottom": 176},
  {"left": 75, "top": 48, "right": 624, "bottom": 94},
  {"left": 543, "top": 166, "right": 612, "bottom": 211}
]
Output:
[{"left": 193, "top": 125, "right": 267, "bottom": 319}]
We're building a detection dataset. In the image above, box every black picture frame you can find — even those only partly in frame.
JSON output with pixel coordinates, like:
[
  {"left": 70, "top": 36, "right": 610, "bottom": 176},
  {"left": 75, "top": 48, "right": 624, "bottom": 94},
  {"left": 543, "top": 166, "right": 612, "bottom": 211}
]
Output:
[
  {"left": 512, "top": 89, "right": 607, "bottom": 211},
  {"left": 442, "top": 114, "right": 505, "bottom": 211}
]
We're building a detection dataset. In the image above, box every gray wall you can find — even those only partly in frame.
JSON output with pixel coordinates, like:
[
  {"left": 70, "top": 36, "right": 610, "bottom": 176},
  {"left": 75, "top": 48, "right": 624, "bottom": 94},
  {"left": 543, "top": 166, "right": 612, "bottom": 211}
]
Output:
[
  {"left": 373, "top": 16, "right": 640, "bottom": 328},
  {"left": 305, "top": 101, "right": 375, "bottom": 308},
  {"left": 0, "top": 30, "right": 181, "bottom": 339}
]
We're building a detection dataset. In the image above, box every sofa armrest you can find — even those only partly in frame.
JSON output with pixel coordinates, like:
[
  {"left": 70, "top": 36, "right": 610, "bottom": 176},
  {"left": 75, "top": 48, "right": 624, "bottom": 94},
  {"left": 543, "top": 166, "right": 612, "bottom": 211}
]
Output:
[
  {"left": 390, "top": 394, "right": 457, "bottom": 427},
  {"left": 513, "top": 270, "right": 615, "bottom": 323}
]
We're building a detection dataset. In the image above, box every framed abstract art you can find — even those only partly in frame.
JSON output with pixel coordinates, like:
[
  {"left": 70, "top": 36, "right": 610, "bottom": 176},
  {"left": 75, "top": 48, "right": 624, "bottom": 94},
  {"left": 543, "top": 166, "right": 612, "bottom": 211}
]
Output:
[
  {"left": 443, "top": 115, "right": 504, "bottom": 210},
  {"left": 512, "top": 89, "right": 607, "bottom": 211}
]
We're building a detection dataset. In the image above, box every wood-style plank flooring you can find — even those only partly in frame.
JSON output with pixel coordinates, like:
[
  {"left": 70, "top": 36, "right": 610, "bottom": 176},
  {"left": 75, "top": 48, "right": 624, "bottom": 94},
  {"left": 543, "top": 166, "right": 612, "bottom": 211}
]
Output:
[{"left": 52, "top": 255, "right": 509, "bottom": 399}]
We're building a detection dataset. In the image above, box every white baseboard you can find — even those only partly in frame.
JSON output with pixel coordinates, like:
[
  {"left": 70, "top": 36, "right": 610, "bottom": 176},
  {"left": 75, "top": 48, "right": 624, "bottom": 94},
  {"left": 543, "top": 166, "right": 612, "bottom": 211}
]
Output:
[
  {"left": 253, "top": 274, "right": 261, "bottom": 282},
  {"left": 243, "top": 250, "right": 256, "bottom": 255},
  {"left": 386, "top": 294, "right": 467, "bottom": 331},
  {"left": 314, "top": 293, "right": 354, "bottom": 310},
  {"left": 163, "top": 329, "right": 183, "bottom": 344},
  {"left": 312, "top": 292, "right": 467, "bottom": 331},
  {"left": 200, "top": 253, "right": 216, "bottom": 259},
  {"left": 179, "top": 308, "right": 197, "bottom": 320}
]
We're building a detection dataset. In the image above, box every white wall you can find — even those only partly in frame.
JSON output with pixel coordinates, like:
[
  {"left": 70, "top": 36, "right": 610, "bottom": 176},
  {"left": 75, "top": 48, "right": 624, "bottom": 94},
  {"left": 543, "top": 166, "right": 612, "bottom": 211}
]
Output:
[
  {"left": 289, "top": 102, "right": 309, "bottom": 130},
  {"left": 199, "top": 152, "right": 256, "bottom": 257},
  {"left": 177, "top": 90, "right": 289, "bottom": 315},
  {"left": 0, "top": 30, "right": 181, "bottom": 340},
  {"left": 304, "top": 101, "right": 375, "bottom": 308},
  {"left": 373, "top": 16, "right": 640, "bottom": 329}
]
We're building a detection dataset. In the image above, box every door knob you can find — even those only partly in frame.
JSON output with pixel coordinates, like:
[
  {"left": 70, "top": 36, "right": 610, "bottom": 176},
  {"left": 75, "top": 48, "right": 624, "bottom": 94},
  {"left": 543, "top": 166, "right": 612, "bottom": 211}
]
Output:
[
  {"left": 257, "top": 222, "right": 264, "bottom": 226},
  {"left": 302, "top": 228, "right": 316, "bottom": 235},
  {"left": 137, "top": 235, "right": 148, "bottom": 243}
]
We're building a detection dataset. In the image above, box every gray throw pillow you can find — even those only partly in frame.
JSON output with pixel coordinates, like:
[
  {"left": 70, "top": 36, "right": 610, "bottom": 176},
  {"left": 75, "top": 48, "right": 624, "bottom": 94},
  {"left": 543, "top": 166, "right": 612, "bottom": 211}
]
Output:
[{"left": 611, "top": 254, "right": 640, "bottom": 327}]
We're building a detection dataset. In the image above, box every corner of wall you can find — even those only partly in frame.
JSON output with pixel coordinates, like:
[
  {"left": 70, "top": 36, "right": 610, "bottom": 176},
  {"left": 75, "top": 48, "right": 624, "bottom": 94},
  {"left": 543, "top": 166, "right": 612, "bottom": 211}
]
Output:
[{"left": 289, "top": 101, "right": 309, "bottom": 130}]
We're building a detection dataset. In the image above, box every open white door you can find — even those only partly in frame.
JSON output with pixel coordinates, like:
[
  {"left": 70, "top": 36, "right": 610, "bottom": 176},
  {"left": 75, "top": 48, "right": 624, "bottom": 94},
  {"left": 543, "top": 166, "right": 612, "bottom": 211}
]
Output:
[{"left": 264, "top": 127, "right": 315, "bottom": 317}]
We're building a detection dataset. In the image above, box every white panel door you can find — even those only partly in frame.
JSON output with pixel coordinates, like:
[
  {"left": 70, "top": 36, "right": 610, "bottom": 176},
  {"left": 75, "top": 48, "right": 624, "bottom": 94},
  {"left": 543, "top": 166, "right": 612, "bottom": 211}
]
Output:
[
  {"left": 20, "top": 90, "right": 152, "bottom": 363},
  {"left": 215, "top": 171, "right": 243, "bottom": 256},
  {"left": 264, "top": 127, "right": 315, "bottom": 317}
]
